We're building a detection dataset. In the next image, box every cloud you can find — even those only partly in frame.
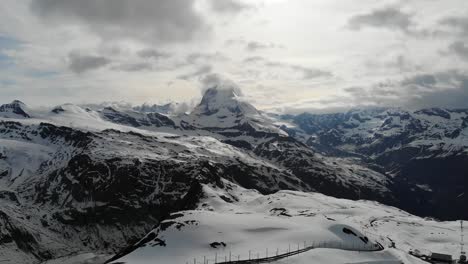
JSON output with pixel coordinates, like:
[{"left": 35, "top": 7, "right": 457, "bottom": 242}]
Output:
[
  {"left": 246, "top": 41, "right": 269, "bottom": 51},
  {"left": 112, "top": 62, "right": 153, "bottom": 72},
  {"left": 225, "top": 38, "right": 247, "bottom": 46},
  {"left": 186, "top": 52, "right": 229, "bottom": 64},
  {"left": 30, "top": 0, "right": 209, "bottom": 44},
  {"left": 404, "top": 71, "right": 468, "bottom": 109},
  {"left": 199, "top": 73, "right": 243, "bottom": 95},
  {"left": 137, "top": 49, "right": 171, "bottom": 59},
  {"left": 68, "top": 52, "right": 110, "bottom": 73},
  {"left": 208, "top": 0, "right": 251, "bottom": 14},
  {"left": 348, "top": 7, "right": 413, "bottom": 32},
  {"left": 401, "top": 74, "right": 437, "bottom": 87},
  {"left": 245, "top": 56, "right": 331, "bottom": 80},
  {"left": 439, "top": 15, "right": 468, "bottom": 36},
  {"left": 290, "top": 65, "right": 332, "bottom": 80},
  {"left": 342, "top": 71, "right": 468, "bottom": 109},
  {"left": 200, "top": 73, "right": 223, "bottom": 89},
  {"left": 178, "top": 64, "right": 212, "bottom": 80},
  {"left": 245, "top": 41, "right": 285, "bottom": 52},
  {"left": 448, "top": 41, "right": 468, "bottom": 61},
  {"left": 243, "top": 56, "right": 265, "bottom": 63}
]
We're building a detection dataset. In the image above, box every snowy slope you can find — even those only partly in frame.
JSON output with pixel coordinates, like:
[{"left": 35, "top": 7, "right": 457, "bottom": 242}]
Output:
[{"left": 110, "top": 180, "right": 463, "bottom": 264}]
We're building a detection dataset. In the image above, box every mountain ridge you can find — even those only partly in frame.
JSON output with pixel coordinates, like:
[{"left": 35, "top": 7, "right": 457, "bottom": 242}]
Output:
[{"left": 0, "top": 88, "right": 467, "bottom": 263}]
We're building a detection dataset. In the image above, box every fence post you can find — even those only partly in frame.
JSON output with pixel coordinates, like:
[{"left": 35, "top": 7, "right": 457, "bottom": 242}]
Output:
[
  {"left": 194, "top": 258, "right": 196, "bottom": 264},
  {"left": 215, "top": 252, "right": 217, "bottom": 264},
  {"left": 203, "top": 256, "right": 206, "bottom": 264},
  {"left": 276, "top": 248, "right": 279, "bottom": 256}
]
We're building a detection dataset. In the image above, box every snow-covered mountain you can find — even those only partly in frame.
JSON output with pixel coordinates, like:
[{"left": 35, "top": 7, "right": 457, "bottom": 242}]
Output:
[
  {"left": 0, "top": 100, "right": 31, "bottom": 118},
  {"left": 0, "top": 87, "right": 466, "bottom": 263},
  {"left": 132, "top": 103, "right": 175, "bottom": 115},
  {"left": 281, "top": 107, "right": 468, "bottom": 220},
  {"left": 180, "top": 83, "right": 282, "bottom": 133}
]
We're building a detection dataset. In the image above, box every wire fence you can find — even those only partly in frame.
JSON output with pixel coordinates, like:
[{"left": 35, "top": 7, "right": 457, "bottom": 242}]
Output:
[{"left": 186, "top": 239, "right": 384, "bottom": 264}]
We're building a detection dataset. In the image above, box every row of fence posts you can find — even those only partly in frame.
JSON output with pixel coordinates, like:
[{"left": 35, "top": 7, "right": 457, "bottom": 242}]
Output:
[{"left": 186, "top": 240, "right": 381, "bottom": 264}]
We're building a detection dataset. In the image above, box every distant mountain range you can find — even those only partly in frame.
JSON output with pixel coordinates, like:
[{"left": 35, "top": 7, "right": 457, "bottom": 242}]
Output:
[{"left": 0, "top": 84, "right": 466, "bottom": 263}]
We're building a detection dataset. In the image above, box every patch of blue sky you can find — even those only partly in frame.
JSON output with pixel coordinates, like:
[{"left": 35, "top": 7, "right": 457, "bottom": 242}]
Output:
[
  {"left": 0, "top": 35, "right": 22, "bottom": 69},
  {"left": 27, "top": 70, "right": 59, "bottom": 78},
  {"left": 0, "top": 53, "right": 14, "bottom": 69},
  {"left": 0, "top": 35, "right": 23, "bottom": 50},
  {"left": 0, "top": 79, "right": 16, "bottom": 86}
]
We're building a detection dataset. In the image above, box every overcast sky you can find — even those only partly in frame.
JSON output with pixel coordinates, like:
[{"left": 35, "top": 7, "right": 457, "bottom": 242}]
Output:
[{"left": 0, "top": 0, "right": 467, "bottom": 113}]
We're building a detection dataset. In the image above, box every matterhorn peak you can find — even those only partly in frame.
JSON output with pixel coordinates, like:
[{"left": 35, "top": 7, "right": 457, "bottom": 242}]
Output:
[
  {"left": 194, "top": 74, "right": 258, "bottom": 117},
  {"left": 11, "top": 99, "right": 26, "bottom": 105},
  {"left": 181, "top": 74, "right": 284, "bottom": 132}
]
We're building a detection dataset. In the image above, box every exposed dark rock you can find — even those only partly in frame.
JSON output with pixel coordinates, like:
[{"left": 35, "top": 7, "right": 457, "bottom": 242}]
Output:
[{"left": 210, "top": 242, "right": 226, "bottom": 248}]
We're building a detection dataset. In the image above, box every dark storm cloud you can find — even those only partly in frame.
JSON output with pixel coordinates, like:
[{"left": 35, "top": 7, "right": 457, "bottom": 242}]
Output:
[
  {"left": 208, "top": 0, "right": 251, "bottom": 14},
  {"left": 348, "top": 7, "right": 413, "bottom": 32},
  {"left": 68, "top": 52, "right": 110, "bottom": 73},
  {"left": 30, "top": 0, "right": 208, "bottom": 44},
  {"left": 448, "top": 41, "right": 468, "bottom": 61}
]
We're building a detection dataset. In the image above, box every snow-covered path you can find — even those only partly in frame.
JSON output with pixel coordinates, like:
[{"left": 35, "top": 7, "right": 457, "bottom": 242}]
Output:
[{"left": 213, "top": 241, "right": 383, "bottom": 264}]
